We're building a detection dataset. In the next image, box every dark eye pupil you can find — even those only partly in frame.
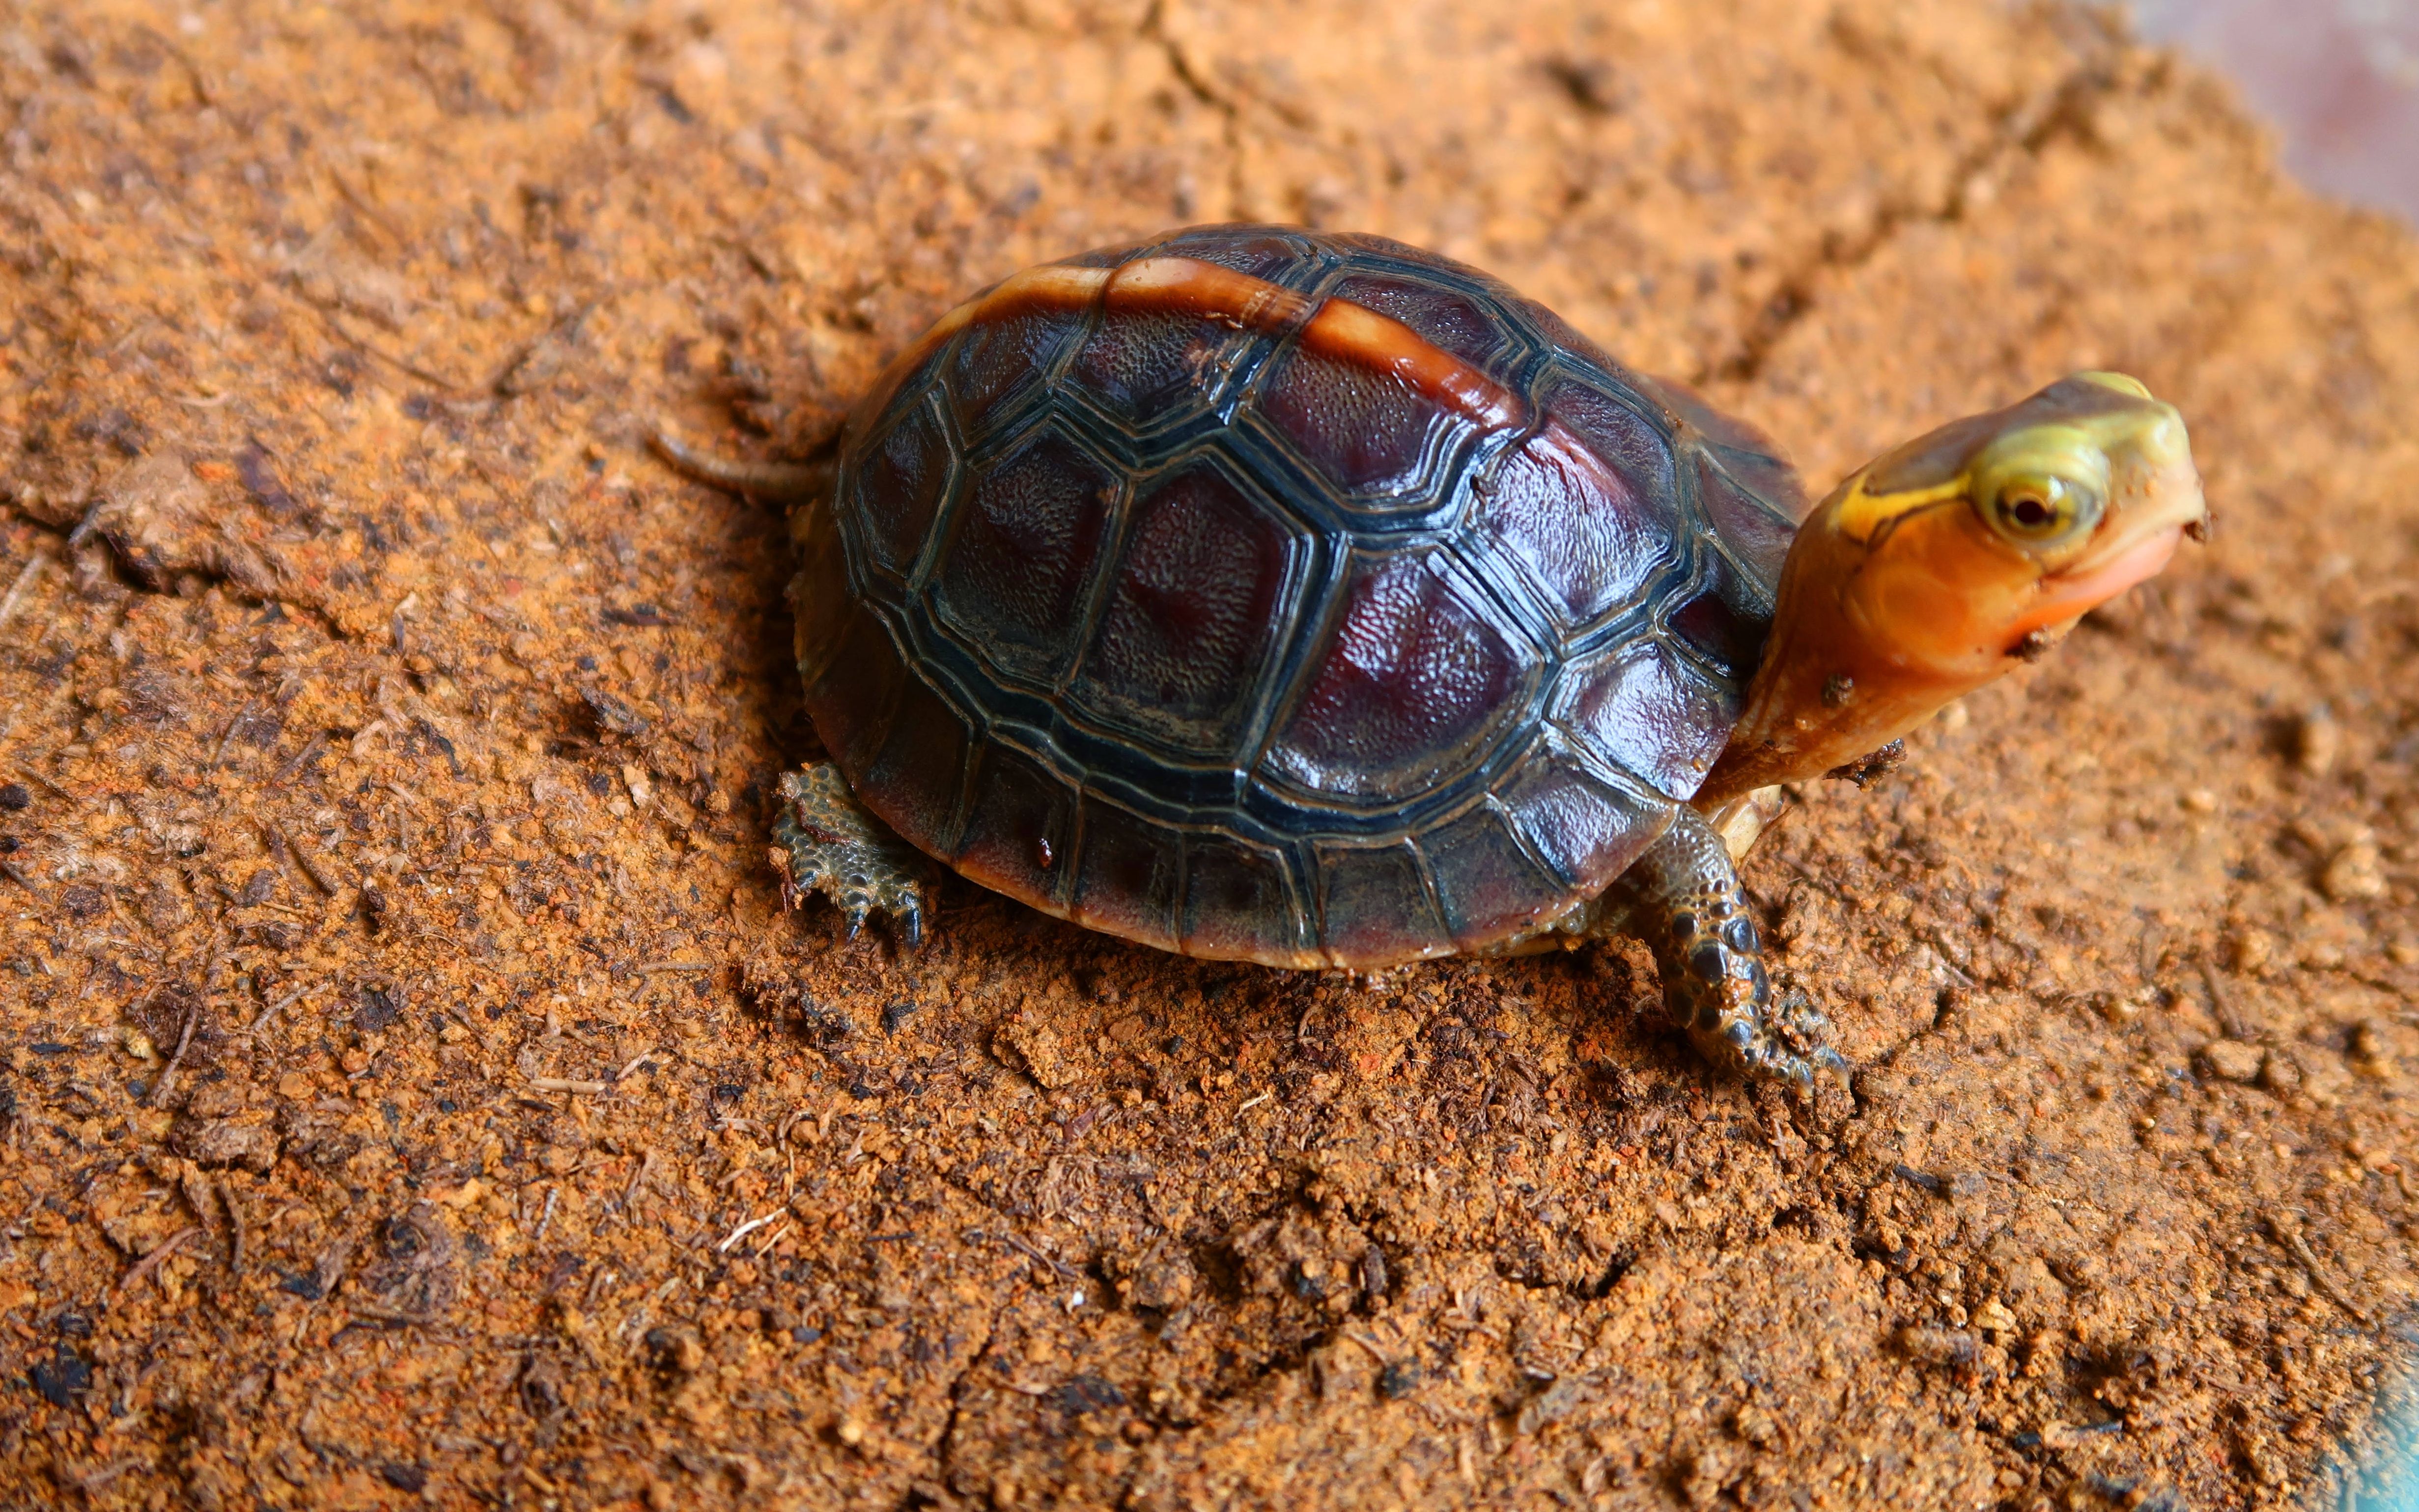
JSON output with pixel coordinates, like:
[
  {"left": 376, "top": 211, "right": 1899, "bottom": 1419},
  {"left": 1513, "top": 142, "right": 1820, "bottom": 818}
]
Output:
[{"left": 2009, "top": 495, "right": 2053, "bottom": 528}]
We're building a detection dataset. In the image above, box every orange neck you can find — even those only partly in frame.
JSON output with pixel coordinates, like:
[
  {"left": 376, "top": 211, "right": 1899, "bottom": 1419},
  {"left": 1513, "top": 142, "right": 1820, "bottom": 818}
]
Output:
[
  {"left": 1698, "top": 493, "right": 2185, "bottom": 807},
  {"left": 1699, "top": 514, "right": 1991, "bottom": 804}
]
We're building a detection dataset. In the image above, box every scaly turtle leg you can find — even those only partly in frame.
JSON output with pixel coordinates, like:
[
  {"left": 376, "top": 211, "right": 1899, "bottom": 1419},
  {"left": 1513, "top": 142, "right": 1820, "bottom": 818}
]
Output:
[
  {"left": 1605, "top": 805, "right": 1848, "bottom": 1090},
  {"left": 771, "top": 765, "right": 938, "bottom": 945}
]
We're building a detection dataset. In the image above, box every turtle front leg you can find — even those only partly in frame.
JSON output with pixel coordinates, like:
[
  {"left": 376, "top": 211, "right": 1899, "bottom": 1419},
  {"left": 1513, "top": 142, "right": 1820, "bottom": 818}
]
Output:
[
  {"left": 771, "top": 765, "right": 939, "bottom": 945},
  {"left": 1610, "top": 805, "right": 1849, "bottom": 1090}
]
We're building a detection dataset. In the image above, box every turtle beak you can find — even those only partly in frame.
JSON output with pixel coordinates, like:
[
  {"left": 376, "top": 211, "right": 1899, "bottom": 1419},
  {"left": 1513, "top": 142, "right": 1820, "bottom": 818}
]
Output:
[{"left": 2008, "top": 398, "right": 2205, "bottom": 639}]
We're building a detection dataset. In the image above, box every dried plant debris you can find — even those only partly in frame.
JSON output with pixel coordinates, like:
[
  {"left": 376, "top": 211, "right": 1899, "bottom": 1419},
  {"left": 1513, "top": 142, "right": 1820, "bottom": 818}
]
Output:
[{"left": 0, "top": 1, "right": 2417, "bottom": 1508}]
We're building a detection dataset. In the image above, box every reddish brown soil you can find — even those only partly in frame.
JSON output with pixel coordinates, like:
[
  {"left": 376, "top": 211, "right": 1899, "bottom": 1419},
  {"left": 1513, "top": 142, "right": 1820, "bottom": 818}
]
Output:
[{"left": 2, "top": 2, "right": 2417, "bottom": 1508}]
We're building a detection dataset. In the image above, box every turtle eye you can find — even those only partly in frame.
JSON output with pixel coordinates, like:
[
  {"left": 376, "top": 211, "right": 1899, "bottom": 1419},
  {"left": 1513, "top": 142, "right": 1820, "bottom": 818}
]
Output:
[{"left": 1982, "top": 472, "right": 2102, "bottom": 548}]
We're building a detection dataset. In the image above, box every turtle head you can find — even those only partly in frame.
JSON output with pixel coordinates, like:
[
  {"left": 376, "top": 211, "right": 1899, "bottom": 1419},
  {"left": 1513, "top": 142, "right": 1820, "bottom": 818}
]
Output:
[{"left": 1700, "top": 372, "right": 2206, "bottom": 804}]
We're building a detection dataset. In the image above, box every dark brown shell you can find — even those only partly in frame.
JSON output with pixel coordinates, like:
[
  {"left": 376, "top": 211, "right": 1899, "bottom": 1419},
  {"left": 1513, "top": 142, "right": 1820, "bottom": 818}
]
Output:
[{"left": 795, "top": 225, "right": 1807, "bottom": 968}]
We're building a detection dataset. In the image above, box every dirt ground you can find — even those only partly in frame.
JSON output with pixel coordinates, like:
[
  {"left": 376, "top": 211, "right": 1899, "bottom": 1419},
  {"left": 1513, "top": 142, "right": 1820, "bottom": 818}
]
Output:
[{"left": 1, "top": 0, "right": 2417, "bottom": 1507}]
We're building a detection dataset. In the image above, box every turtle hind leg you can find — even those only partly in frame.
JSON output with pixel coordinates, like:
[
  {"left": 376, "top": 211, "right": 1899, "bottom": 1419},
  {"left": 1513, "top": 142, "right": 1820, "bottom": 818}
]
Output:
[
  {"left": 772, "top": 765, "right": 939, "bottom": 945},
  {"left": 1609, "top": 805, "right": 1849, "bottom": 1091}
]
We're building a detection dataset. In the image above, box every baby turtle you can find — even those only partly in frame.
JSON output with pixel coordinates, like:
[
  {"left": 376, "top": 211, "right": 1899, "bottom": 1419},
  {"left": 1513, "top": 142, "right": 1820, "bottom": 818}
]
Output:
[{"left": 658, "top": 224, "right": 2205, "bottom": 1087}]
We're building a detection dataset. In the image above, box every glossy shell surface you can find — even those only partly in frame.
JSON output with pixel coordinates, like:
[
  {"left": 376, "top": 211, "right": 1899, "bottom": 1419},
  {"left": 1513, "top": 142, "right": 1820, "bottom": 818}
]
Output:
[{"left": 795, "top": 225, "right": 1807, "bottom": 968}]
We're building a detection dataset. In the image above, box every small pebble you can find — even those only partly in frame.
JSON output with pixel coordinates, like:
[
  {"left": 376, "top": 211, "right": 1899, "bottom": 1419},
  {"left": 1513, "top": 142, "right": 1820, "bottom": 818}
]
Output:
[
  {"left": 2202, "top": 1039, "right": 2264, "bottom": 1083},
  {"left": 1894, "top": 1324, "right": 1978, "bottom": 1369},
  {"left": 2353, "top": 1022, "right": 2398, "bottom": 1081},
  {"left": 2037, "top": 1420, "right": 2086, "bottom": 1451},
  {"left": 2228, "top": 929, "right": 2276, "bottom": 975},
  {"left": 2319, "top": 834, "right": 2387, "bottom": 902},
  {"left": 2294, "top": 705, "right": 2340, "bottom": 776},
  {"left": 1730, "top": 1402, "right": 1779, "bottom": 1446}
]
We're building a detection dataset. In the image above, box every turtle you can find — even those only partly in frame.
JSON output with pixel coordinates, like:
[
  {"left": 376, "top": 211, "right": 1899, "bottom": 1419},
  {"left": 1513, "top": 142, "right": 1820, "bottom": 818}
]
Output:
[{"left": 655, "top": 224, "right": 2206, "bottom": 1087}]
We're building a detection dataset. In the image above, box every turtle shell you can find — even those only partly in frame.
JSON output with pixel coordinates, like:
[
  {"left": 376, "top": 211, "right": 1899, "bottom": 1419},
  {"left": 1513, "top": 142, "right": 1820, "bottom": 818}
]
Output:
[{"left": 794, "top": 224, "right": 1809, "bottom": 969}]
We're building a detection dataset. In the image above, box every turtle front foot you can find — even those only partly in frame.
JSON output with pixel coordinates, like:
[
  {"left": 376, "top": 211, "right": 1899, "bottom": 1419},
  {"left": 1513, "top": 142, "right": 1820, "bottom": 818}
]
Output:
[
  {"left": 1708, "top": 982, "right": 1852, "bottom": 1093},
  {"left": 771, "top": 765, "right": 939, "bottom": 945},
  {"left": 1617, "top": 806, "right": 1853, "bottom": 1092},
  {"left": 1661, "top": 924, "right": 1851, "bottom": 1093}
]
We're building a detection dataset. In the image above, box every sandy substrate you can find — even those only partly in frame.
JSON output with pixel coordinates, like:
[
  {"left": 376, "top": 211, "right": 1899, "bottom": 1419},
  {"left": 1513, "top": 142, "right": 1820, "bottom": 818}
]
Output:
[{"left": 1, "top": 1, "right": 2417, "bottom": 1507}]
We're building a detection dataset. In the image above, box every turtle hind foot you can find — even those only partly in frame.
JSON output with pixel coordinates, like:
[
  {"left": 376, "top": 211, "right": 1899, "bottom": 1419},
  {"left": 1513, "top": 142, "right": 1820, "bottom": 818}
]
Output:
[{"left": 772, "top": 765, "right": 939, "bottom": 945}]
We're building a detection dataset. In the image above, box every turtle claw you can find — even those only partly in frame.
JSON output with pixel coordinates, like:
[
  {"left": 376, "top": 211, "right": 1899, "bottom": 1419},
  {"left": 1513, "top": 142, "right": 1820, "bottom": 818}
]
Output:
[
  {"left": 772, "top": 765, "right": 939, "bottom": 947},
  {"left": 1713, "top": 987, "right": 1852, "bottom": 1095},
  {"left": 1737, "top": 1035, "right": 1853, "bottom": 1096},
  {"left": 1773, "top": 989, "right": 1852, "bottom": 1087}
]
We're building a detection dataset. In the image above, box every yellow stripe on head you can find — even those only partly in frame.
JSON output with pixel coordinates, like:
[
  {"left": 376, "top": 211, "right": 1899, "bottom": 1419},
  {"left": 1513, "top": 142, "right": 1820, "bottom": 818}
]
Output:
[{"left": 1829, "top": 472, "right": 1969, "bottom": 543}]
